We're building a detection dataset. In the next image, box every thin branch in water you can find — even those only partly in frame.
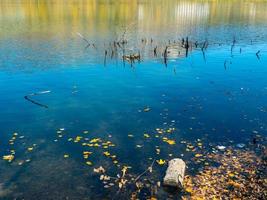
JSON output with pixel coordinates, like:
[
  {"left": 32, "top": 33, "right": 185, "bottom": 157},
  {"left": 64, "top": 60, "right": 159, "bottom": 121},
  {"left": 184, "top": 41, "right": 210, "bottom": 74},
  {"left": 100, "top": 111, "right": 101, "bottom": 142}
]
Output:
[
  {"left": 134, "top": 159, "right": 156, "bottom": 182},
  {"left": 256, "top": 50, "right": 260, "bottom": 59},
  {"left": 24, "top": 90, "right": 51, "bottom": 108}
]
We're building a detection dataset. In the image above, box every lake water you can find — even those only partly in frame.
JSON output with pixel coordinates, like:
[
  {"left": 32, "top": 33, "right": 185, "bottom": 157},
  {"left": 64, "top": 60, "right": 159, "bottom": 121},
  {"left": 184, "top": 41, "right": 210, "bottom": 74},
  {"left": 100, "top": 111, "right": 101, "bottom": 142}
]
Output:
[{"left": 0, "top": 0, "right": 267, "bottom": 199}]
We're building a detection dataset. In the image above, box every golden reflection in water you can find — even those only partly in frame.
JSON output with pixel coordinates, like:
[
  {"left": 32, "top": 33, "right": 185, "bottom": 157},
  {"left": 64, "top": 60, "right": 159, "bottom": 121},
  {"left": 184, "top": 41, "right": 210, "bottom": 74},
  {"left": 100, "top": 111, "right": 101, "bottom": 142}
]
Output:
[{"left": 0, "top": 0, "right": 267, "bottom": 39}]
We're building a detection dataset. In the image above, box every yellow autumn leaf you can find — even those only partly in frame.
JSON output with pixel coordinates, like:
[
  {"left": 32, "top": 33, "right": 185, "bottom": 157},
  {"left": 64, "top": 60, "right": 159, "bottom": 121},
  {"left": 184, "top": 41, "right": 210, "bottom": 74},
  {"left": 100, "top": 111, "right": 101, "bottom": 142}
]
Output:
[
  {"left": 27, "top": 147, "right": 33, "bottom": 151},
  {"left": 144, "top": 133, "right": 150, "bottom": 138},
  {"left": 90, "top": 138, "right": 100, "bottom": 143},
  {"left": 3, "top": 155, "right": 14, "bottom": 162},
  {"left": 165, "top": 139, "right": 176, "bottom": 145},
  {"left": 185, "top": 187, "right": 193, "bottom": 193},
  {"left": 103, "top": 151, "right": 110, "bottom": 156},
  {"left": 86, "top": 161, "right": 93, "bottom": 166},
  {"left": 156, "top": 159, "right": 166, "bottom": 165},
  {"left": 83, "top": 151, "right": 92, "bottom": 154}
]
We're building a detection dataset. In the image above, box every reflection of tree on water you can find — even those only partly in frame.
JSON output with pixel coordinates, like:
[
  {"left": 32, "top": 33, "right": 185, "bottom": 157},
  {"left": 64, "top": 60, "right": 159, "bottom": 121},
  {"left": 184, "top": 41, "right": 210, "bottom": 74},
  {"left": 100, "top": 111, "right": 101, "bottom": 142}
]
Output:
[{"left": 1, "top": 0, "right": 267, "bottom": 40}]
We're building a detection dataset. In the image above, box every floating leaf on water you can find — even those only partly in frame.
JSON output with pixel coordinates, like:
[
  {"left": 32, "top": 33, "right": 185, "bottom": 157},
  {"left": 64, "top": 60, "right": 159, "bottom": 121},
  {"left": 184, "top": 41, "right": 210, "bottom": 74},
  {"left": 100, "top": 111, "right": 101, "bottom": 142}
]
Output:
[
  {"left": 90, "top": 138, "right": 101, "bottom": 143},
  {"left": 94, "top": 166, "right": 105, "bottom": 174},
  {"left": 236, "top": 143, "right": 245, "bottom": 148},
  {"left": 103, "top": 151, "right": 111, "bottom": 157},
  {"left": 86, "top": 161, "right": 93, "bottom": 166},
  {"left": 165, "top": 139, "right": 176, "bottom": 145},
  {"left": 156, "top": 159, "right": 166, "bottom": 165},
  {"left": 74, "top": 136, "right": 83, "bottom": 143},
  {"left": 10, "top": 150, "right": 15, "bottom": 155},
  {"left": 144, "top": 133, "right": 150, "bottom": 138},
  {"left": 27, "top": 147, "right": 33, "bottom": 151},
  {"left": 195, "top": 154, "right": 203, "bottom": 158},
  {"left": 217, "top": 145, "right": 226, "bottom": 150},
  {"left": 100, "top": 175, "right": 110, "bottom": 181},
  {"left": 157, "top": 181, "right": 161, "bottom": 187},
  {"left": 136, "top": 145, "right": 143, "bottom": 148},
  {"left": 83, "top": 151, "right": 92, "bottom": 159},
  {"left": 156, "top": 148, "right": 160, "bottom": 154},
  {"left": 64, "top": 154, "right": 69, "bottom": 158},
  {"left": 18, "top": 161, "right": 24, "bottom": 165},
  {"left": 128, "top": 134, "right": 134, "bottom": 137},
  {"left": 143, "top": 107, "right": 151, "bottom": 112},
  {"left": 3, "top": 155, "right": 14, "bottom": 162}
]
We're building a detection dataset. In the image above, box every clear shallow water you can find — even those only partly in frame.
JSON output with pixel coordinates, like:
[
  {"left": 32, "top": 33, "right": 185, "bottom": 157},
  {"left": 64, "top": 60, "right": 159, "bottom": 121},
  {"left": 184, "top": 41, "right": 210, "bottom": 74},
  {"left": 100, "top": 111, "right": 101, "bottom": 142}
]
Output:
[{"left": 0, "top": 0, "right": 267, "bottom": 199}]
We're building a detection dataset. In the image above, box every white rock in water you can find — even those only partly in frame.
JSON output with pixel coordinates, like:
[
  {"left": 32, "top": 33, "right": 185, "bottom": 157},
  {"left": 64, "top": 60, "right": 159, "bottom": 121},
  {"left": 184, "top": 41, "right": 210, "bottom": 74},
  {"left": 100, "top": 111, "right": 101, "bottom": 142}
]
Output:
[{"left": 163, "top": 158, "right": 186, "bottom": 188}]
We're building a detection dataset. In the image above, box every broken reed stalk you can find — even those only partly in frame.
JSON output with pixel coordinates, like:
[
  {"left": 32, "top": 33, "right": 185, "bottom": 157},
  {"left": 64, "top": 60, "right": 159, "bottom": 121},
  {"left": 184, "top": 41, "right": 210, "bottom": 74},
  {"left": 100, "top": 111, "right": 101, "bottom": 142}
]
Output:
[
  {"left": 201, "top": 40, "right": 208, "bottom": 62},
  {"left": 154, "top": 46, "right": 157, "bottom": 57},
  {"left": 104, "top": 50, "right": 107, "bottom": 66},
  {"left": 185, "top": 37, "right": 189, "bottom": 57},
  {"left": 195, "top": 41, "right": 198, "bottom": 48},
  {"left": 231, "top": 37, "right": 236, "bottom": 56},
  {"left": 164, "top": 46, "right": 168, "bottom": 66}
]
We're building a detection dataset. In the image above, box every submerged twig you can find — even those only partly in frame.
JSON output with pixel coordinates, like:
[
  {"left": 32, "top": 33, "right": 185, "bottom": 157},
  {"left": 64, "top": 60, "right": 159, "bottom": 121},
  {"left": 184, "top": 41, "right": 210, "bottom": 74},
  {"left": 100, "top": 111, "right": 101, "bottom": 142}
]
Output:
[{"left": 134, "top": 159, "right": 156, "bottom": 182}]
